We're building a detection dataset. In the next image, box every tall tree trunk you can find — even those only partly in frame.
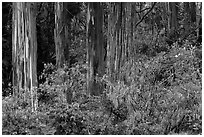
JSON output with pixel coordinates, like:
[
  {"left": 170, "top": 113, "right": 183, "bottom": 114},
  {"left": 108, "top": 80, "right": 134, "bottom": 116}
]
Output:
[
  {"left": 161, "top": 2, "right": 169, "bottom": 35},
  {"left": 183, "top": 2, "right": 197, "bottom": 38},
  {"left": 169, "top": 2, "right": 178, "bottom": 35},
  {"left": 189, "top": 2, "right": 196, "bottom": 23},
  {"left": 87, "top": 2, "right": 105, "bottom": 96},
  {"left": 54, "top": 2, "right": 70, "bottom": 69},
  {"left": 184, "top": 2, "right": 191, "bottom": 36},
  {"left": 197, "top": 3, "right": 202, "bottom": 46},
  {"left": 107, "top": 2, "right": 133, "bottom": 88},
  {"left": 196, "top": 13, "right": 202, "bottom": 47},
  {"left": 54, "top": 2, "right": 72, "bottom": 104},
  {"left": 12, "top": 2, "right": 38, "bottom": 112}
]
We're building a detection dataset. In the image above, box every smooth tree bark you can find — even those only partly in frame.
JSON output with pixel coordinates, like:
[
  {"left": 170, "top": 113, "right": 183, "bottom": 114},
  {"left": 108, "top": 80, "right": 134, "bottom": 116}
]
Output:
[
  {"left": 107, "top": 3, "right": 134, "bottom": 87},
  {"left": 183, "top": 2, "right": 191, "bottom": 37},
  {"left": 189, "top": 2, "right": 196, "bottom": 23},
  {"left": 12, "top": 2, "right": 38, "bottom": 112},
  {"left": 189, "top": 2, "right": 197, "bottom": 38},
  {"left": 165, "top": 2, "right": 179, "bottom": 45},
  {"left": 159, "top": 2, "right": 169, "bottom": 35},
  {"left": 183, "top": 2, "right": 197, "bottom": 39},
  {"left": 54, "top": 2, "right": 70, "bottom": 69},
  {"left": 168, "top": 2, "right": 178, "bottom": 35},
  {"left": 54, "top": 2, "right": 73, "bottom": 103},
  {"left": 184, "top": 2, "right": 196, "bottom": 37},
  {"left": 196, "top": 2, "right": 202, "bottom": 47},
  {"left": 106, "top": 3, "right": 137, "bottom": 118},
  {"left": 86, "top": 2, "right": 105, "bottom": 96}
]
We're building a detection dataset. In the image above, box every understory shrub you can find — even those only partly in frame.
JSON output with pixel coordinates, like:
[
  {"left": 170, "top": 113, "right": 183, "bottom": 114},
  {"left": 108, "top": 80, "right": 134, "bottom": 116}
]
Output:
[
  {"left": 103, "top": 42, "right": 202, "bottom": 135},
  {"left": 2, "top": 42, "right": 201, "bottom": 135}
]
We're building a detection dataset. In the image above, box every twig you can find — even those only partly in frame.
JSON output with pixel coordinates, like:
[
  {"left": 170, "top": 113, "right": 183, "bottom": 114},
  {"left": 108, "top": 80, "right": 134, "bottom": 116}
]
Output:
[
  {"left": 136, "top": 7, "right": 151, "bottom": 13},
  {"left": 135, "top": 2, "right": 157, "bottom": 28}
]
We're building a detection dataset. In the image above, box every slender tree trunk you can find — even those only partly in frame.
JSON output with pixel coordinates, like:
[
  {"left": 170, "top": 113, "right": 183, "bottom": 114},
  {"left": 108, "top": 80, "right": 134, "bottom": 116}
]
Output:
[
  {"left": 190, "top": 2, "right": 196, "bottom": 23},
  {"left": 107, "top": 2, "right": 133, "bottom": 88},
  {"left": 87, "top": 2, "right": 105, "bottom": 96},
  {"left": 196, "top": 14, "right": 202, "bottom": 47},
  {"left": 184, "top": 2, "right": 191, "bottom": 36},
  {"left": 55, "top": 2, "right": 72, "bottom": 104},
  {"left": 12, "top": 2, "right": 38, "bottom": 112},
  {"left": 54, "top": 2, "right": 70, "bottom": 69},
  {"left": 169, "top": 2, "right": 178, "bottom": 34},
  {"left": 183, "top": 2, "right": 197, "bottom": 38},
  {"left": 197, "top": 3, "right": 202, "bottom": 46},
  {"left": 160, "top": 2, "right": 168, "bottom": 35}
]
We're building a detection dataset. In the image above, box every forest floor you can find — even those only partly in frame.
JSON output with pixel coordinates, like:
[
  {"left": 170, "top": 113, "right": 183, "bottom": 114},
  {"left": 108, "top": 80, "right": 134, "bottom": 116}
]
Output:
[{"left": 2, "top": 42, "right": 202, "bottom": 135}]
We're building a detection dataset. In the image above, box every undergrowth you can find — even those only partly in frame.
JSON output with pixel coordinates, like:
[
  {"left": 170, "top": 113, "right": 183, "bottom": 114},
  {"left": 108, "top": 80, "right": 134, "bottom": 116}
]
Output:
[{"left": 2, "top": 42, "right": 202, "bottom": 135}]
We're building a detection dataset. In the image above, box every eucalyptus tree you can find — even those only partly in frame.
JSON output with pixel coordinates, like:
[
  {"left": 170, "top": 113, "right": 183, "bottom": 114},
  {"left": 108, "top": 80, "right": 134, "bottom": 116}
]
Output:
[
  {"left": 86, "top": 2, "right": 105, "bottom": 96},
  {"left": 12, "top": 2, "right": 38, "bottom": 112}
]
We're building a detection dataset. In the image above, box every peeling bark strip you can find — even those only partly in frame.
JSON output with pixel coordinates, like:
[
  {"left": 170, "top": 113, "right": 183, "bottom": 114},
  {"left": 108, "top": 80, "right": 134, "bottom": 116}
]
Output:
[
  {"left": 87, "top": 3, "right": 105, "bottom": 96},
  {"left": 12, "top": 2, "right": 38, "bottom": 112}
]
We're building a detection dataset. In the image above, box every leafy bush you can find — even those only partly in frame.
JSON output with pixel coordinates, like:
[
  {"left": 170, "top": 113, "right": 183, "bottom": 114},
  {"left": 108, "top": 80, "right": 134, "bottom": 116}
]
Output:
[
  {"left": 47, "top": 103, "right": 88, "bottom": 135},
  {"left": 101, "top": 42, "right": 202, "bottom": 135},
  {"left": 38, "top": 63, "right": 86, "bottom": 105},
  {"left": 2, "top": 96, "right": 45, "bottom": 135},
  {"left": 2, "top": 42, "right": 201, "bottom": 135}
]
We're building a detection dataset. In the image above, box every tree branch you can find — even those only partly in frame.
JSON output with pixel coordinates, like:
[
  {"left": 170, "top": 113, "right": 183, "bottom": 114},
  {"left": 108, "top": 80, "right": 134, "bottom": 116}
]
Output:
[
  {"left": 136, "top": 7, "right": 151, "bottom": 13},
  {"left": 135, "top": 2, "right": 157, "bottom": 28}
]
